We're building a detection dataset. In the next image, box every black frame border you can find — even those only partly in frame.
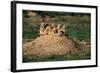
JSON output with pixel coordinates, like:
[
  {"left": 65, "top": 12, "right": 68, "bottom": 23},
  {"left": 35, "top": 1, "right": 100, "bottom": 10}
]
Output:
[{"left": 11, "top": 1, "right": 98, "bottom": 72}]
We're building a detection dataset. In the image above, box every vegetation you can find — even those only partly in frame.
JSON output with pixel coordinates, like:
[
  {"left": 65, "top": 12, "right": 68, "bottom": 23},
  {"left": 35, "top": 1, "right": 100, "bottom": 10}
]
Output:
[{"left": 23, "top": 51, "right": 90, "bottom": 62}]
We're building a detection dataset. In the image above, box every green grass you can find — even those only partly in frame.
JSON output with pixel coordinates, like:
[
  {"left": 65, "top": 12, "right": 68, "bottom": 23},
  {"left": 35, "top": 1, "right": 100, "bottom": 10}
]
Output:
[
  {"left": 66, "top": 23, "right": 90, "bottom": 41},
  {"left": 23, "top": 52, "right": 91, "bottom": 63}
]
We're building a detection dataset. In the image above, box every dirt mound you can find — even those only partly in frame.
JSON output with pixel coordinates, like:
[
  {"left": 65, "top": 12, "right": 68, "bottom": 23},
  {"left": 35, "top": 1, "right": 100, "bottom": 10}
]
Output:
[{"left": 23, "top": 34, "right": 84, "bottom": 56}]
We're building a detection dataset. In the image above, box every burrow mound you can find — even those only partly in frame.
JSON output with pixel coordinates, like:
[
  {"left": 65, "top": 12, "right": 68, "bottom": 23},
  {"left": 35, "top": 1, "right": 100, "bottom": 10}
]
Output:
[{"left": 23, "top": 34, "right": 86, "bottom": 56}]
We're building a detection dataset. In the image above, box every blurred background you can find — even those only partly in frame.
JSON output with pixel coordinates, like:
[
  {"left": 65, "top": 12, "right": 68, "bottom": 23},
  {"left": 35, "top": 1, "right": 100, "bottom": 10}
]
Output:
[{"left": 23, "top": 10, "right": 91, "bottom": 43}]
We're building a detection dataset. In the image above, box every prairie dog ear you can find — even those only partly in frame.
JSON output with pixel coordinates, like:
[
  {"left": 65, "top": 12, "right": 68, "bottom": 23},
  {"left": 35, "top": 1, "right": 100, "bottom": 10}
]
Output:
[{"left": 51, "top": 23, "right": 55, "bottom": 27}]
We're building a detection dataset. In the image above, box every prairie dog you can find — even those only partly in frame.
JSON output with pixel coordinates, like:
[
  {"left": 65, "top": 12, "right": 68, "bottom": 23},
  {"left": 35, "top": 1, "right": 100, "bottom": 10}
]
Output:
[
  {"left": 40, "top": 22, "right": 45, "bottom": 35},
  {"left": 57, "top": 24, "right": 65, "bottom": 36},
  {"left": 51, "top": 23, "right": 58, "bottom": 34},
  {"left": 39, "top": 23, "right": 66, "bottom": 36},
  {"left": 43, "top": 25, "right": 51, "bottom": 35}
]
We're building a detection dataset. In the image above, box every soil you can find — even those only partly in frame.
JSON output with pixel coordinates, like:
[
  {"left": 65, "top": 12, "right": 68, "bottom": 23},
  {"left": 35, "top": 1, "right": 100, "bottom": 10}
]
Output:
[{"left": 23, "top": 34, "right": 89, "bottom": 56}]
